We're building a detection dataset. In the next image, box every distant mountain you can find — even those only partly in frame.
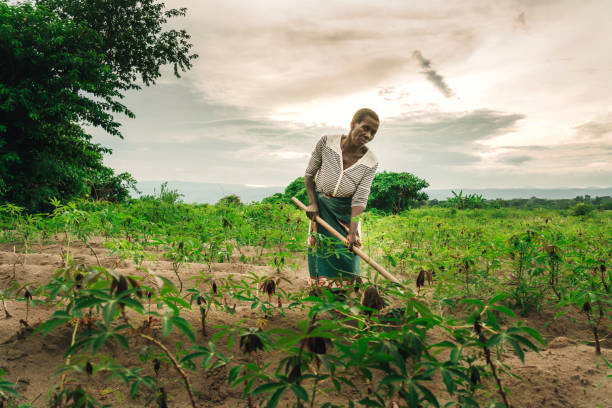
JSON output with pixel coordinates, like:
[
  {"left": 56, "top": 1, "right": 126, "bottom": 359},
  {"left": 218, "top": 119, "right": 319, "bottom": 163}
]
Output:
[
  {"left": 136, "top": 181, "right": 283, "bottom": 204},
  {"left": 425, "top": 187, "right": 612, "bottom": 201},
  {"left": 136, "top": 181, "right": 612, "bottom": 204}
]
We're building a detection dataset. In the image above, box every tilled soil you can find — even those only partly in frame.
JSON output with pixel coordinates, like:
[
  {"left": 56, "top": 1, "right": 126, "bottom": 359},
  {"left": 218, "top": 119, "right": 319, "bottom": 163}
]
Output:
[{"left": 1, "top": 239, "right": 611, "bottom": 407}]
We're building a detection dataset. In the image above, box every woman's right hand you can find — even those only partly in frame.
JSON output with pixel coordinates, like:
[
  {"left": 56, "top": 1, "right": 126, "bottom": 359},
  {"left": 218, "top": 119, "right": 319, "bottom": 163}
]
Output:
[{"left": 305, "top": 204, "right": 319, "bottom": 221}]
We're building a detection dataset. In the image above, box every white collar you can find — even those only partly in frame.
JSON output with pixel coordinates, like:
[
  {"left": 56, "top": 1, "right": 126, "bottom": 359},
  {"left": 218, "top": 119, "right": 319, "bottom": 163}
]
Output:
[{"left": 325, "top": 134, "right": 378, "bottom": 168}]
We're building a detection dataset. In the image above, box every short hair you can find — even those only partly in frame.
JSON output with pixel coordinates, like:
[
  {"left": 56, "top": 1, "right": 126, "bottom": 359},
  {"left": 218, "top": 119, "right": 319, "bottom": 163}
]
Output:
[{"left": 352, "top": 108, "right": 379, "bottom": 124}]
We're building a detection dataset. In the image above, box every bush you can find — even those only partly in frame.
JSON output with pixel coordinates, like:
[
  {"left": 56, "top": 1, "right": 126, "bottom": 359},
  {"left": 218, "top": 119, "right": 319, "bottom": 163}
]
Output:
[
  {"left": 446, "top": 190, "right": 486, "bottom": 209},
  {"left": 283, "top": 177, "right": 308, "bottom": 204},
  {"left": 368, "top": 171, "right": 429, "bottom": 213},
  {"left": 217, "top": 194, "right": 242, "bottom": 206},
  {"left": 87, "top": 167, "right": 139, "bottom": 203},
  {"left": 571, "top": 202, "right": 594, "bottom": 216}
]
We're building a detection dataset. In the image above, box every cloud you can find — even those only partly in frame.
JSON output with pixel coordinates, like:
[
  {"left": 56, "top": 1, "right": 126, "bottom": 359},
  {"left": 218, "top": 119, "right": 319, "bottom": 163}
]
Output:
[
  {"left": 383, "top": 109, "right": 526, "bottom": 144},
  {"left": 90, "top": 0, "right": 612, "bottom": 190},
  {"left": 497, "top": 154, "right": 533, "bottom": 165},
  {"left": 412, "top": 50, "right": 455, "bottom": 98},
  {"left": 377, "top": 86, "right": 411, "bottom": 102},
  {"left": 513, "top": 11, "right": 528, "bottom": 30},
  {"left": 368, "top": 109, "right": 527, "bottom": 179},
  {"left": 574, "top": 113, "right": 612, "bottom": 139}
]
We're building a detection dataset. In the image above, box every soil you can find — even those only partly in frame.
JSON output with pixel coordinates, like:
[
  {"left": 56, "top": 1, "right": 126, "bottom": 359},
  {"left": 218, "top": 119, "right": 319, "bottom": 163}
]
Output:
[{"left": 1, "top": 238, "right": 611, "bottom": 407}]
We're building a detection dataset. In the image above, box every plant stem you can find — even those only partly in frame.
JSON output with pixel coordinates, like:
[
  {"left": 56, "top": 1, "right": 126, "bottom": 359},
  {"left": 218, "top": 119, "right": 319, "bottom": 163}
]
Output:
[
  {"left": 2, "top": 299, "right": 11, "bottom": 318},
  {"left": 483, "top": 345, "right": 510, "bottom": 408},
  {"left": 139, "top": 333, "right": 198, "bottom": 408},
  {"left": 86, "top": 242, "right": 102, "bottom": 267},
  {"left": 173, "top": 264, "right": 184, "bottom": 293},
  {"left": 59, "top": 319, "right": 80, "bottom": 393},
  {"left": 309, "top": 377, "right": 319, "bottom": 408}
]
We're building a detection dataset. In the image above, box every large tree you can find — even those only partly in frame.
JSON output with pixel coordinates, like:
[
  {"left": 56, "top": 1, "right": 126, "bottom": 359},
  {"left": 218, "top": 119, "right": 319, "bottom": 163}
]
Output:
[
  {"left": 0, "top": 0, "right": 197, "bottom": 210},
  {"left": 38, "top": 0, "right": 198, "bottom": 90},
  {"left": 0, "top": 1, "right": 131, "bottom": 210}
]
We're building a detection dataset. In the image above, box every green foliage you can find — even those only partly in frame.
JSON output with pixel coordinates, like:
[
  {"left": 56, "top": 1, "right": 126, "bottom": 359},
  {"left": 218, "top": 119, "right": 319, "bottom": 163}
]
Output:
[
  {"left": 571, "top": 202, "right": 594, "bottom": 216},
  {"left": 261, "top": 177, "right": 307, "bottom": 205},
  {"left": 86, "top": 167, "right": 139, "bottom": 203},
  {"left": 217, "top": 194, "right": 242, "bottom": 206},
  {"left": 1, "top": 197, "right": 610, "bottom": 406},
  {"left": 284, "top": 177, "right": 308, "bottom": 204},
  {"left": 38, "top": 0, "right": 198, "bottom": 90},
  {"left": 446, "top": 190, "right": 486, "bottom": 209},
  {"left": 368, "top": 171, "right": 429, "bottom": 213},
  {"left": 0, "top": 1, "right": 132, "bottom": 211},
  {"left": 0, "top": 0, "right": 197, "bottom": 211}
]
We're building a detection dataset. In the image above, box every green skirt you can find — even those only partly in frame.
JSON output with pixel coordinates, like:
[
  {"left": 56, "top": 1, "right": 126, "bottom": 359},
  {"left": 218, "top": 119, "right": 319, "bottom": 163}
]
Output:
[{"left": 308, "top": 193, "right": 360, "bottom": 280}]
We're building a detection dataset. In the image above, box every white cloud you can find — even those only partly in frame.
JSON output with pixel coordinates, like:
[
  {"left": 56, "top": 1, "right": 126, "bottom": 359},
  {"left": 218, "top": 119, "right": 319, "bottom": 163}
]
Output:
[{"left": 92, "top": 0, "right": 612, "bottom": 189}]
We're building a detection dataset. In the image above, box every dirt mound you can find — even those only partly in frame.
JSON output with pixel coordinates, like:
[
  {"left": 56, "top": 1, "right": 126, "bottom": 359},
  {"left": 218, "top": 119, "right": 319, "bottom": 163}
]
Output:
[{"left": 546, "top": 336, "right": 578, "bottom": 349}]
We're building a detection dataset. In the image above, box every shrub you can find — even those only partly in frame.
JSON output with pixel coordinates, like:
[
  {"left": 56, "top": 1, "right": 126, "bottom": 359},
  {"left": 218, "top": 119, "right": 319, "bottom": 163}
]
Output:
[
  {"left": 368, "top": 171, "right": 429, "bottom": 213},
  {"left": 571, "top": 202, "right": 594, "bottom": 216}
]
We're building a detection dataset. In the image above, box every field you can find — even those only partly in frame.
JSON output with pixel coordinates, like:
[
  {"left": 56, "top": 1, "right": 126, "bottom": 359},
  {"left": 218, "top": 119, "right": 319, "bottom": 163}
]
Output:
[{"left": 1, "top": 198, "right": 611, "bottom": 408}]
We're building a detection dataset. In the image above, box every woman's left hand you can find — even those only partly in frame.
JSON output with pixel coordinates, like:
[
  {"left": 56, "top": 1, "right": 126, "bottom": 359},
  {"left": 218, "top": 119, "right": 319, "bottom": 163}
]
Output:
[{"left": 347, "top": 231, "right": 362, "bottom": 251}]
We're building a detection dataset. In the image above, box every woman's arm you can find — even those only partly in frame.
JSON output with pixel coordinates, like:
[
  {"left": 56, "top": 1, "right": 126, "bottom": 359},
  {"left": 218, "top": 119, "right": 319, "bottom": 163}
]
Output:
[
  {"left": 347, "top": 205, "right": 364, "bottom": 249},
  {"left": 348, "top": 163, "right": 378, "bottom": 249},
  {"left": 304, "top": 136, "right": 326, "bottom": 220},
  {"left": 305, "top": 175, "right": 318, "bottom": 220}
]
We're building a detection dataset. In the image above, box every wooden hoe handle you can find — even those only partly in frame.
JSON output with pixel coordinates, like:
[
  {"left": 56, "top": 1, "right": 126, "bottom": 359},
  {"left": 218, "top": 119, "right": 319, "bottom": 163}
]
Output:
[{"left": 291, "top": 196, "right": 401, "bottom": 285}]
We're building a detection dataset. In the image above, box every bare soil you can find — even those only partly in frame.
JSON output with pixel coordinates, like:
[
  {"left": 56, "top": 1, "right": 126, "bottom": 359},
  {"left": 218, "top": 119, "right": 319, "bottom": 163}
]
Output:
[{"left": 1, "top": 239, "right": 611, "bottom": 407}]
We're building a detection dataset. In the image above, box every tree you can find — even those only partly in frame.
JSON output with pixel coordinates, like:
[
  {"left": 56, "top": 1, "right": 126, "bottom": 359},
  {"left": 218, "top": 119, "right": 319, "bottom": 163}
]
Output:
[
  {"left": 38, "top": 0, "right": 198, "bottom": 90},
  {"left": 0, "top": 1, "right": 131, "bottom": 210},
  {"left": 368, "top": 171, "right": 429, "bottom": 213},
  {"left": 0, "top": 0, "right": 197, "bottom": 211},
  {"left": 86, "top": 167, "right": 139, "bottom": 203}
]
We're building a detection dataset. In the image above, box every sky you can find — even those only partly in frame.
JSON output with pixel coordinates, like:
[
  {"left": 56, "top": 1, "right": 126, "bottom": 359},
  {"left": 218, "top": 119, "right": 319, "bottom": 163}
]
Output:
[{"left": 91, "top": 0, "right": 612, "bottom": 189}]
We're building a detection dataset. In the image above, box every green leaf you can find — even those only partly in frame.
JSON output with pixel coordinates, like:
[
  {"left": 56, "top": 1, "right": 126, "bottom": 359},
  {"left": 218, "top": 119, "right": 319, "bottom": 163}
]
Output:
[
  {"left": 510, "top": 333, "right": 539, "bottom": 353},
  {"left": 486, "top": 309, "right": 500, "bottom": 331},
  {"left": 507, "top": 337, "right": 524, "bottom": 362},
  {"left": 34, "top": 316, "right": 70, "bottom": 336},
  {"left": 515, "top": 326, "right": 545, "bottom": 344},
  {"left": 228, "top": 365, "right": 243, "bottom": 384},
  {"left": 252, "top": 382, "right": 283, "bottom": 395},
  {"left": 441, "top": 369, "right": 456, "bottom": 395},
  {"left": 130, "top": 380, "right": 140, "bottom": 398},
  {"left": 460, "top": 299, "right": 485, "bottom": 307},
  {"left": 490, "top": 305, "right": 515, "bottom": 318},
  {"left": 164, "top": 295, "right": 191, "bottom": 309},
  {"left": 380, "top": 374, "right": 404, "bottom": 385},
  {"left": 486, "top": 334, "right": 502, "bottom": 348},
  {"left": 358, "top": 398, "right": 383, "bottom": 407},
  {"left": 265, "top": 385, "right": 287, "bottom": 408},
  {"left": 170, "top": 316, "right": 196, "bottom": 343},
  {"left": 416, "top": 383, "right": 440, "bottom": 408},
  {"left": 103, "top": 301, "right": 117, "bottom": 326},
  {"left": 161, "top": 314, "right": 173, "bottom": 338},
  {"left": 114, "top": 334, "right": 130, "bottom": 351},
  {"left": 450, "top": 347, "right": 461, "bottom": 364},
  {"left": 93, "top": 332, "right": 109, "bottom": 352},
  {"left": 488, "top": 293, "right": 509, "bottom": 305},
  {"left": 289, "top": 384, "right": 309, "bottom": 401}
]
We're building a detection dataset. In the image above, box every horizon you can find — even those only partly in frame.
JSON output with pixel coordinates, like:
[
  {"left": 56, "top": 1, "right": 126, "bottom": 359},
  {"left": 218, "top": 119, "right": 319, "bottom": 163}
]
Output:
[
  {"left": 91, "top": 0, "right": 611, "bottom": 190},
  {"left": 135, "top": 180, "right": 612, "bottom": 204}
]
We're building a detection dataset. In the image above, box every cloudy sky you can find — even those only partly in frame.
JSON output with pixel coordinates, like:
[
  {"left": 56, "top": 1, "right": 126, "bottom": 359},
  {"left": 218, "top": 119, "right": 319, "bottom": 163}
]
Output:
[{"left": 92, "top": 0, "right": 612, "bottom": 189}]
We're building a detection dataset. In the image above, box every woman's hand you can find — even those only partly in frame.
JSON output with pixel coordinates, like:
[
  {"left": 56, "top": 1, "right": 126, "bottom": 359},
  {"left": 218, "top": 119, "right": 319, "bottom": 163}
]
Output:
[
  {"left": 347, "top": 230, "right": 362, "bottom": 251},
  {"left": 305, "top": 204, "right": 319, "bottom": 221}
]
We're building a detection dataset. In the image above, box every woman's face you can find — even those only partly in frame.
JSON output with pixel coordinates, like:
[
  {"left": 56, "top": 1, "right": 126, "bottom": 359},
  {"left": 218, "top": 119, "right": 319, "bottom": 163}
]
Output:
[{"left": 350, "top": 116, "right": 379, "bottom": 146}]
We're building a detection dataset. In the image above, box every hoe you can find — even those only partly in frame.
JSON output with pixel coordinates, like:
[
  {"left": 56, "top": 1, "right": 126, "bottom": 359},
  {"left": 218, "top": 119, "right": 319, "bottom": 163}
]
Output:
[{"left": 291, "top": 197, "right": 401, "bottom": 285}]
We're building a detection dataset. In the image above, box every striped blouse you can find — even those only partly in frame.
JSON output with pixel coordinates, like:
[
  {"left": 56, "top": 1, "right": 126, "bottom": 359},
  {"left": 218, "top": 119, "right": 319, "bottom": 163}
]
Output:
[{"left": 305, "top": 134, "right": 378, "bottom": 208}]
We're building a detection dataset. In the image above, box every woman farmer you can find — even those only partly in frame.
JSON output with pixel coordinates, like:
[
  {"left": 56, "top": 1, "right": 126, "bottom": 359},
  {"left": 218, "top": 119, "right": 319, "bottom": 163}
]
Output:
[{"left": 304, "top": 108, "right": 379, "bottom": 288}]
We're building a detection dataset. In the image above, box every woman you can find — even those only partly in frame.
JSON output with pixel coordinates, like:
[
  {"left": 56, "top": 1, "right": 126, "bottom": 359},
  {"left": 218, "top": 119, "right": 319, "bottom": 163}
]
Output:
[{"left": 304, "top": 108, "right": 379, "bottom": 288}]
